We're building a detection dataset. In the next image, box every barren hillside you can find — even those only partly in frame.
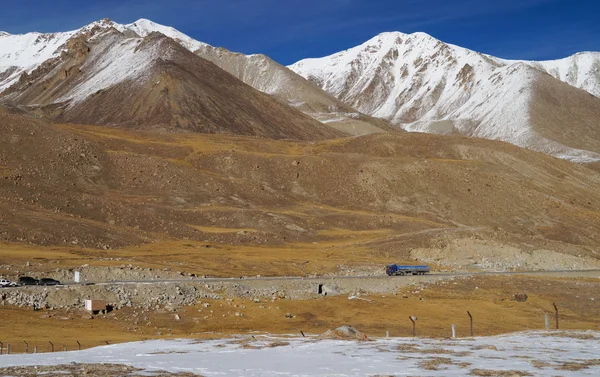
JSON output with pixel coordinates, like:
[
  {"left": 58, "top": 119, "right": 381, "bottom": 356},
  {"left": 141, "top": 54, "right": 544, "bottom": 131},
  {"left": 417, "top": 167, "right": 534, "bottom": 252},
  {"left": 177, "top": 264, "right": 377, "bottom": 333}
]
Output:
[{"left": 1, "top": 108, "right": 600, "bottom": 272}]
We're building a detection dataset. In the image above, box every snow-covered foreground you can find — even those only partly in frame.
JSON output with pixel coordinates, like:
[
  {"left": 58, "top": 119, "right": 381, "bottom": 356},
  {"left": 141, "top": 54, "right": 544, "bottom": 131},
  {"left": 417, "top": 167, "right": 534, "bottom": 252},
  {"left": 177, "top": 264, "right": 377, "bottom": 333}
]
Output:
[{"left": 1, "top": 332, "right": 599, "bottom": 376}]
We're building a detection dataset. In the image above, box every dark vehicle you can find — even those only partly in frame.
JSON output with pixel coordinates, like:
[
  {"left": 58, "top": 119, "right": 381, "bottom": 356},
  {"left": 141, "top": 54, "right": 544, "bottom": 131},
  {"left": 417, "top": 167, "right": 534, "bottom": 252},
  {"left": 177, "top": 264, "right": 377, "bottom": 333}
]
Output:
[
  {"left": 386, "top": 264, "right": 430, "bottom": 276},
  {"left": 38, "top": 278, "right": 61, "bottom": 286},
  {"left": 18, "top": 276, "right": 39, "bottom": 285}
]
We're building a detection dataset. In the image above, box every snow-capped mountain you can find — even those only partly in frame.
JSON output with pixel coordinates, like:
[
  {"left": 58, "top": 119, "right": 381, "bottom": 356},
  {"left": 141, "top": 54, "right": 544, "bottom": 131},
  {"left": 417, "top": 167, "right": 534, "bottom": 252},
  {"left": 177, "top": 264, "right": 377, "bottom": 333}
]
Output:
[
  {"left": 0, "top": 19, "right": 389, "bottom": 135},
  {"left": 3, "top": 20, "right": 600, "bottom": 157},
  {"left": 289, "top": 32, "right": 600, "bottom": 162},
  {"left": 290, "top": 32, "right": 501, "bottom": 122},
  {"left": 0, "top": 21, "right": 340, "bottom": 139}
]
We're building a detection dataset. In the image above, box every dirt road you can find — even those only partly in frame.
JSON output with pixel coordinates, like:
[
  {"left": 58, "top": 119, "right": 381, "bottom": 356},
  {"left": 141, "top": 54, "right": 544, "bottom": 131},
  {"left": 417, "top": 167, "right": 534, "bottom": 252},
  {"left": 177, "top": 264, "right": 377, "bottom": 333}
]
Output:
[{"left": 4, "top": 268, "right": 595, "bottom": 289}]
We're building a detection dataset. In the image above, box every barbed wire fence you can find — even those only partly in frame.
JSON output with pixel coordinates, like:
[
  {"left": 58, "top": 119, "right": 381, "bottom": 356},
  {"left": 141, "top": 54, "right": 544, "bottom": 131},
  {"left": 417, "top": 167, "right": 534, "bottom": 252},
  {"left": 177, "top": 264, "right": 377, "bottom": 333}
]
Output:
[
  {"left": 0, "top": 340, "right": 112, "bottom": 355},
  {"left": 0, "top": 303, "right": 566, "bottom": 355}
]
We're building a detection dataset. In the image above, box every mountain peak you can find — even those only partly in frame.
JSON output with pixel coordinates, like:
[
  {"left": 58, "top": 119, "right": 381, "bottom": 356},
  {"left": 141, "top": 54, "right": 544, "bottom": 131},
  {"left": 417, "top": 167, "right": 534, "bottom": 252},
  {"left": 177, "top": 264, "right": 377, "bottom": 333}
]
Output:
[
  {"left": 121, "top": 18, "right": 208, "bottom": 52},
  {"left": 127, "top": 18, "right": 171, "bottom": 34},
  {"left": 370, "top": 31, "right": 406, "bottom": 40},
  {"left": 80, "top": 18, "right": 119, "bottom": 32},
  {"left": 365, "top": 31, "right": 439, "bottom": 46}
]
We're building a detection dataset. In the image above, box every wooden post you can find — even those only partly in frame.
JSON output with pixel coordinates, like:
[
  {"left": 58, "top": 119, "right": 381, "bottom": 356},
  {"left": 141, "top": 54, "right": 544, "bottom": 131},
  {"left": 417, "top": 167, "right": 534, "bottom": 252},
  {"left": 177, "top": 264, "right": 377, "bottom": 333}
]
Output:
[
  {"left": 0, "top": 341, "right": 3, "bottom": 355},
  {"left": 409, "top": 316, "right": 417, "bottom": 337},
  {"left": 34, "top": 346, "right": 37, "bottom": 354},
  {"left": 553, "top": 303, "right": 559, "bottom": 330},
  {"left": 105, "top": 341, "right": 109, "bottom": 345},
  {"left": 24, "top": 341, "right": 29, "bottom": 353},
  {"left": 467, "top": 311, "right": 474, "bottom": 337},
  {"left": 545, "top": 313, "right": 550, "bottom": 331},
  {"left": 77, "top": 341, "right": 81, "bottom": 351},
  {"left": 386, "top": 331, "right": 390, "bottom": 338},
  {"left": 7, "top": 344, "right": 10, "bottom": 355},
  {"left": 63, "top": 346, "right": 67, "bottom": 352},
  {"left": 451, "top": 324, "right": 456, "bottom": 339},
  {"left": 49, "top": 341, "right": 54, "bottom": 352},
  {"left": 300, "top": 331, "right": 305, "bottom": 338}
]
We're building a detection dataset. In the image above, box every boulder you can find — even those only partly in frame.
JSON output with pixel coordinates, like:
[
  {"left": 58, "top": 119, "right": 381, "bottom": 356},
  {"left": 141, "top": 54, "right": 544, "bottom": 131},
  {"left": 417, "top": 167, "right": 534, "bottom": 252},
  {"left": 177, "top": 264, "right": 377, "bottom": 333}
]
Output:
[
  {"left": 317, "top": 326, "right": 371, "bottom": 341},
  {"left": 513, "top": 293, "right": 528, "bottom": 302}
]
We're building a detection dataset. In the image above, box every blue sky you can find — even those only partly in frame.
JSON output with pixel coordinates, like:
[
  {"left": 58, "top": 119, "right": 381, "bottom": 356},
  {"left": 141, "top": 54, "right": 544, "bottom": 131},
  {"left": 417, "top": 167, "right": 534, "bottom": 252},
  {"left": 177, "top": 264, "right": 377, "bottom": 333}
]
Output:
[{"left": 1, "top": 0, "right": 599, "bottom": 65}]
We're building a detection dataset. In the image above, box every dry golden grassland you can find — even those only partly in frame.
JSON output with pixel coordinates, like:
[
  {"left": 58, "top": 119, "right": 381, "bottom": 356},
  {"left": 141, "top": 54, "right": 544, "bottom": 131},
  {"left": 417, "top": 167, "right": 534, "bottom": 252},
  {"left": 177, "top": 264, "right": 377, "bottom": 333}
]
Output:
[{"left": 1, "top": 275, "right": 598, "bottom": 352}]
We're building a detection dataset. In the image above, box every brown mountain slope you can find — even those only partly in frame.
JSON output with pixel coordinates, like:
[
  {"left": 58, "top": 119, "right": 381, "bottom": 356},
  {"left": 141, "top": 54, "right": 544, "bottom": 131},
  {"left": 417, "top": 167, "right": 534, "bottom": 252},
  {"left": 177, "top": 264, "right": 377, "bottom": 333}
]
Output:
[
  {"left": 194, "top": 45, "right": 397, "bottom": 136},
  {"left": 1, "top": 109, "right": 600, "bottom": 272},
  {"left": 529, "top": 70, "right": 600, "bottom": 156},
  {"left": 1, "top": 30, "right": 341, "bottom": 140}
]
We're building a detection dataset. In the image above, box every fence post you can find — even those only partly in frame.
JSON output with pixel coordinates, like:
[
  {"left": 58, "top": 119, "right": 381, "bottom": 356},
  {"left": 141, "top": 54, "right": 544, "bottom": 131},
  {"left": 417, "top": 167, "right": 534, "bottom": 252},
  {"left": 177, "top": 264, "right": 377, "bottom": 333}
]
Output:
[
  {"left": 467, "top": 311, "right": 474, "bottom": 337},
  {"left": 77, "top": 341, "right": 81, "bottom": 351},
  {"left": 49, "top": 341, "right": 54, "bottom": 352},
  {"left": 0, "top": 341, "right": 3, "bottom": 355},
  {"left": 553, "top": 303, "right": 559, "bottom": 330},
  {"left": 24, "top": 341, "right": 29, "bottom": 354},
  {"left": 451, "top": 324, "right": 456, "bottom": 339},
  {"left": 105, "top": 341, "right": 109, "bottom": 345},
  {"left": 545, "top": 313, "right": 550, "bottom": 331},
  {"left": 34, "top": 346, "right": 37, "bottom": 354},
  {"left": 409, "top": 316, "right": 417, "bottom": 337},
  {"left": 63, "top": 346, "right": 67, "bottom": 352},
  {"left": 386, "top": 331, "right": 390, "bottom": 338},
  {"left": 7, "top": 344, "right": 10, "bottom": 355}
]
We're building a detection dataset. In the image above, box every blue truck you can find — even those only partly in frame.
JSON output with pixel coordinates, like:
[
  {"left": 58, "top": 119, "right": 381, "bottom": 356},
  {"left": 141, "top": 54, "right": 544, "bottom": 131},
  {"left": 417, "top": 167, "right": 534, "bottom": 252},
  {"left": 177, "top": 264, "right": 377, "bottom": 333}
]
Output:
[{"left": 386, "top": 264, "right": 430, "bottom": 276}]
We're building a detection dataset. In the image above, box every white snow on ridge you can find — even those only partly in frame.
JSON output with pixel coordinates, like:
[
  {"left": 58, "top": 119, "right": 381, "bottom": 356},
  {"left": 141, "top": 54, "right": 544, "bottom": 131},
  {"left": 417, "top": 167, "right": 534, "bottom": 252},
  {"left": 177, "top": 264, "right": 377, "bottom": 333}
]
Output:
[
  {"left": 290, "top": 32, "right": 600, "bottom": 103},
  {"left": 0, "top": 19, "right": 125, "bottom": 92},
  {"left": 0, "top": 332, "right": 599, "bottom": 376},
  {"left": 120, "top": 18, "right": 209, "bottom": 53},
  {"left": 0, "top": 31, "right": 74, "bottom": 69},
  {"left": 0, "top": 30, "right": 76, "bottom": 90}
]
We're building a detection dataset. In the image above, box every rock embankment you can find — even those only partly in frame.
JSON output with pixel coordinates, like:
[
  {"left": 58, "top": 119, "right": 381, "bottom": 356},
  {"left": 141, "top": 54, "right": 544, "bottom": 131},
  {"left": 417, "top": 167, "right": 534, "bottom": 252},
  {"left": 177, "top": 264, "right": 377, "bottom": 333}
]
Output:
[{"left": 0, "top": 275, "right": 451, "bottom": 310}]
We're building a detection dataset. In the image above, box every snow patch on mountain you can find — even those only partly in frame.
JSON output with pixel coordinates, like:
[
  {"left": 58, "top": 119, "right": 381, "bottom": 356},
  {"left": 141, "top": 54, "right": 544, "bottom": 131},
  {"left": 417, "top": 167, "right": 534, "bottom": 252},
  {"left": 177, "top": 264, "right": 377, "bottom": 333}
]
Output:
[{"left": 55, "top": 31, "right": 164, "bottom": 105}]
